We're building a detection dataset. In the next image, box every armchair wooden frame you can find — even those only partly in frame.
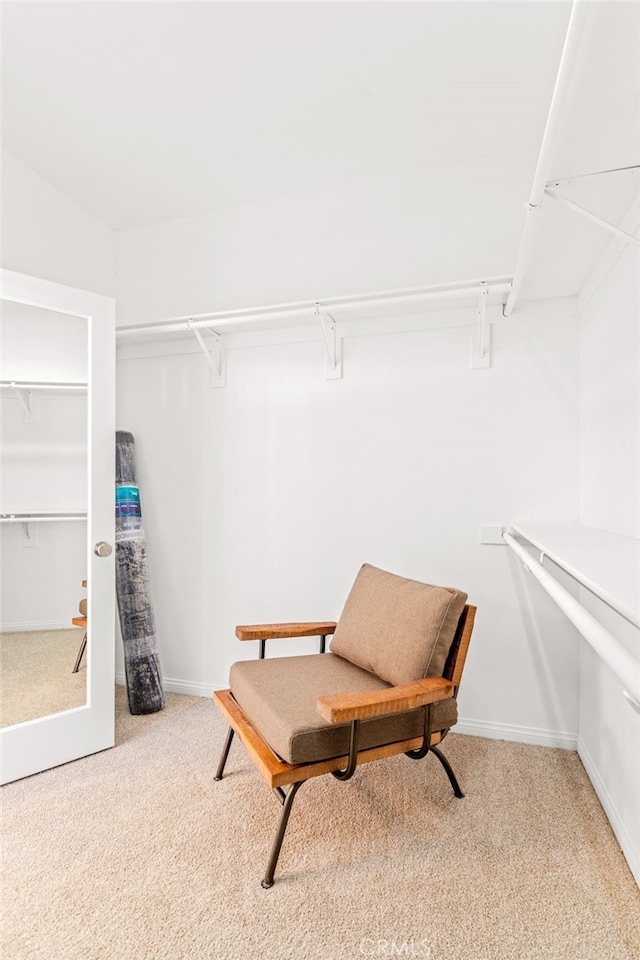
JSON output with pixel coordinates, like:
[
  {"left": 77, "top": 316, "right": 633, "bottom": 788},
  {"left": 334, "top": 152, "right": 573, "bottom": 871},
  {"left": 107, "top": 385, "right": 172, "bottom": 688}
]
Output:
[{"left": 213, "top": 605, "right": 476, "bottom": 888}]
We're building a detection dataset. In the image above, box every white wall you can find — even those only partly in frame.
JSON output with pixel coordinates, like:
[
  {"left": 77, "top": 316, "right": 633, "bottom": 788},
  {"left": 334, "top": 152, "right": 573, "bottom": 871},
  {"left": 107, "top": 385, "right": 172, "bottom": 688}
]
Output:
[
  {"left": 578, "top": 244, "right": 640, "bottom": 884},
  {"left": 114, "top": 161, "right": 585, "bottom": 746},
  {"left": 115, "top": 161, "right": 525, "bottom": 327},
  {"left": 117, "top": 296, "right": 581, "bottom": 745},
  {"left": 1, "top": 149, "right": 115, "bottom": 296},
  {"left": 1, "top": 522, "right": 87, "bottom": 631},
  {"left": 580, "top": 245, "right": 640, "bottom": 539},
  {"left": 578, "top": 598, "right": 640, "bottom": 885}
]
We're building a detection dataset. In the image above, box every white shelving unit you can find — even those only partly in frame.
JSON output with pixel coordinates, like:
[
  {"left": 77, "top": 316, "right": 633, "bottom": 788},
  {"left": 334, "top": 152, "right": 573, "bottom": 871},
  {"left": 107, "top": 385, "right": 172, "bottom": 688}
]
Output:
[
  {"left": 504, "top": 521, "right": 640, "bottom": 714},
  {"left": 510, "top": 521, "right": 640, "bottom": 628}
]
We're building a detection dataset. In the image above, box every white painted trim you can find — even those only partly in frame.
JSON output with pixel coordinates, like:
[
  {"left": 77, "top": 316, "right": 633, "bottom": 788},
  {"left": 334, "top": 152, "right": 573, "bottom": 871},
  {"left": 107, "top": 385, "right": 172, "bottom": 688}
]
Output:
[
  {"left": 115, "top": 673, "right": 215, "bottom": 699},
  {"left": 578, "top": 736, "right": 640, "bottom": 887},
  {"left": 1, "top": 620, "right": 76, "bottom": 633},
  {"left": 455, "top": 717, "right": 577, "bottom": 750},
  {"left": 160, "top": 676, "right": 216, "bottom": 698}
]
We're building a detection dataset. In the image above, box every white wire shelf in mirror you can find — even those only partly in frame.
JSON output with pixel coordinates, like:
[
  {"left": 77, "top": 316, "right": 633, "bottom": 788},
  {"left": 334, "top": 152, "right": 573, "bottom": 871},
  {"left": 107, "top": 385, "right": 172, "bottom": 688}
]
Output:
[
  {"left": 0, "top": 512, "right": 88, "bottom": 523},
  {"left": 0, "top": 380, "right": 87, "bottom": 392}
]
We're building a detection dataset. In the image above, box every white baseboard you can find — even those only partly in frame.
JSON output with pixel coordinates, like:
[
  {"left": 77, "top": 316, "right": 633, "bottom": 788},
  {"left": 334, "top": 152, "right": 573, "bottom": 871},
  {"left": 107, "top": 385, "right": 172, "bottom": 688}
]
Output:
[
  {"left": 455, "top": 717, "right": 577, "bottom": 750},
  {"left": 115, "top": 673, "right": 215, "bottom": 699},
  {"left": 1, "top": 619, "right": 74, "bottom": 633},
  {"left": 162, "top": 676, "right": 216, "bottom": 698},
  {"left": 578, "top": 736, "right": 640, "bottom": 888}
]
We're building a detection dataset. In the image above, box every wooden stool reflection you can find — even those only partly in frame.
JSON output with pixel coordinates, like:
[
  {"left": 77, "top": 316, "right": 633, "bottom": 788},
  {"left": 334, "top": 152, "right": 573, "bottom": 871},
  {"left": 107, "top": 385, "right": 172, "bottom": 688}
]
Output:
[
  {"left": 72, "top": 617, "right": 87, "bottom": 673},
  {"left": 72, "top": 579, "right": 88, "bottom": 673}
]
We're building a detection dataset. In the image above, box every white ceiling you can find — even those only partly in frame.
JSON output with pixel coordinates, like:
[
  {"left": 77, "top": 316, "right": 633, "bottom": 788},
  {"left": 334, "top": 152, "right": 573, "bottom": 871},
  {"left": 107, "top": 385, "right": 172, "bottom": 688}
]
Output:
[{"left": 2, "top": 2, "right": 639, "bottom": 297}]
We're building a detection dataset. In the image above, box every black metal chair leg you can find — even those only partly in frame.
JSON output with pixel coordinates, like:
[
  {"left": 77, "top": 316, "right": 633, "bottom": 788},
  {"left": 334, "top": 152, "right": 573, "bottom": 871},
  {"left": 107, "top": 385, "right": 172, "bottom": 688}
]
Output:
[
  {"left": 430, "top": 745, "right": 464, "bottom": 798},
  {"left": 72, "top": 632, "right": 87, "bottom": 673},
  {"left": 214, "top": 727, "right": 235, "bottom": 781},
  {"left": 262, "top": 779, "right": 305, "bottom": 889}
]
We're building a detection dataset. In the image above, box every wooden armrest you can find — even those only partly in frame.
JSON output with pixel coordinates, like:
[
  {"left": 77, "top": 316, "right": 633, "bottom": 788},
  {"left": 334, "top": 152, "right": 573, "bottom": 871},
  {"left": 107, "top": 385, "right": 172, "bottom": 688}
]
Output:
[
  {"left": 317, "top": 677, "right": 454, "bottom": 724},
  {"left": 235, "top": 621, "right": 337, "bottom": 641}
]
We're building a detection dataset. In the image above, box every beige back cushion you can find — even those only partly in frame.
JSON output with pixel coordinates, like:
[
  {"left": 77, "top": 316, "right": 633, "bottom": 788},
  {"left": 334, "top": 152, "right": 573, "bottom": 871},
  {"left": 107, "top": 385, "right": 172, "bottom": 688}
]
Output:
[{"left": 330, "top": 563, "right": 467, "bottom": 686}]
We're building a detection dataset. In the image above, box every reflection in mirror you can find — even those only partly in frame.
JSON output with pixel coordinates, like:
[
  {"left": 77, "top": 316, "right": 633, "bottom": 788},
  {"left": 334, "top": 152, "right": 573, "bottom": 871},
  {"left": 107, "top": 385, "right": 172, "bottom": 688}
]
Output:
[{"left": 1, "top": 300, "right": 88, "bottom": 727}]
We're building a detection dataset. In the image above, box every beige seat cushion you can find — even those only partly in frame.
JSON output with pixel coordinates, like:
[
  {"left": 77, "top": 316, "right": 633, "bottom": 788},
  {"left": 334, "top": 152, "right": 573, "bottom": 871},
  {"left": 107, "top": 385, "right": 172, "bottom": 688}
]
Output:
[
  {"left": 230, "top": 652, "right": 457, "bottom": 765},
  {"left": 330, "top": 564, "right": 467, "bottom": 686}
]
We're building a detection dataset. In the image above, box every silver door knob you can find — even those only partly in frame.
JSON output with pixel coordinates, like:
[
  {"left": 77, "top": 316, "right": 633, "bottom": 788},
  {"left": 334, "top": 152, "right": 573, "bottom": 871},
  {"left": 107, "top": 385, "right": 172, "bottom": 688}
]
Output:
[{"left": 94, "top": 541, "right": 113, "bottom": 558}]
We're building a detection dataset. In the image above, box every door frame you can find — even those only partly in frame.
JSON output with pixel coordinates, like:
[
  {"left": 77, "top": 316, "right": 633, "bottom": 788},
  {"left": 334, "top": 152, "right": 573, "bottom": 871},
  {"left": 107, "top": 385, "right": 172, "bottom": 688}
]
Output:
[{"left": 1, "top": 268, "right": 115, "bottom": 784}]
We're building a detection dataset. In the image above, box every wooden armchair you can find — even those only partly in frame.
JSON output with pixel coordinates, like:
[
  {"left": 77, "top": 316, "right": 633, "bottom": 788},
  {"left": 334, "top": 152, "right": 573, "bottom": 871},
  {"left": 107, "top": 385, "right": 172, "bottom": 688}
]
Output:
[{"left": 213, "top": 564, "right": 476, "bottom": 888}]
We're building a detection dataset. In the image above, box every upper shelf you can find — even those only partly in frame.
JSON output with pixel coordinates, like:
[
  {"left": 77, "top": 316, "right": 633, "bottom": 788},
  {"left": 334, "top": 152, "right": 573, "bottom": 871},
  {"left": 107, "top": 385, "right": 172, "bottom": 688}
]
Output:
[{"left": 510, "top": 521, "right": 640, "bottom": 629}]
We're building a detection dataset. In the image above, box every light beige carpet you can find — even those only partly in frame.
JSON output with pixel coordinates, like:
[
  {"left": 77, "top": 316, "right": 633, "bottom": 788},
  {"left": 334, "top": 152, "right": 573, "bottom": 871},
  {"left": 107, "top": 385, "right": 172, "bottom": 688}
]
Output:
[
  {"left": 0, "top": 628, "right": 86, "bottom": 727},
  {"left": 1, "top": 687, "right": 638, "bottom": 960}
]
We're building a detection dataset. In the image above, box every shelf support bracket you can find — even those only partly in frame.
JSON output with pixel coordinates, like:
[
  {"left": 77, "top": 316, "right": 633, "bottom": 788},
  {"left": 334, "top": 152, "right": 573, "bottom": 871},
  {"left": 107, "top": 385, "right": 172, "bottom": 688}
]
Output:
[
  {"left": 188, "top": 321, "right": 226, "bottom": 388},
  {"left": 22, "top": 521, "right": 36, "bottom": 548},
  {"left": 10, "top": 382, "right": 35, "bottom": 422},
  {"left": 471, "top": 282, "right": 490, "bottom": 369},
  {"left": 314, "top": 302, "right": 342, "bottom": 379},
  {"left": 545, "top": 188, "right": 640, "bottom": 245}
]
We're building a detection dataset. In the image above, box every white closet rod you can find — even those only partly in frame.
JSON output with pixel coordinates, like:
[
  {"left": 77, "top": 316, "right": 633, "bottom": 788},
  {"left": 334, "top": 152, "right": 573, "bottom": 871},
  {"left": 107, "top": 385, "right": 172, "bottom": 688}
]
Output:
[
  {"left": 503, "top": 531, "right": 640, "bottom": 714},
  {"left": 116, "top": 275, "right": 513, "bottom": 339},
  {"left": 504, "top": 0, "right": 590, "bottom": 318},
  {"left": 0, "top": 513, "right": 87, "bottom": 523},
  {"left": 0, "top": 380, "right": 87, "bottom": 391}
]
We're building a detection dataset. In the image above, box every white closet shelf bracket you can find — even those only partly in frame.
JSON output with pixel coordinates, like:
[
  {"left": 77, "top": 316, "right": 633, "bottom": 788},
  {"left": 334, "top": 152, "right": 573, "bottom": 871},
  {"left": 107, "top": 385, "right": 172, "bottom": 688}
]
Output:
[
  {"left": 313, "top": 302, "right": 342, "bottom": 380},
  {"left": 8, "top": 382, "right": 34, "bottom": 422},
  {"left": 187, "top": 319, "right": 226, "bottom": 388},
  {"left": 471, "top": 282, "right": 490, "bottom": 369},
  {"left": 503, "top": 0, "right": 591, "bottom": 318},
  {"left": 544, "top": 187, "right": 640, "bottom": 246},
  {"left": 1, "top": 511, "right": 87, "bottom": 545}
]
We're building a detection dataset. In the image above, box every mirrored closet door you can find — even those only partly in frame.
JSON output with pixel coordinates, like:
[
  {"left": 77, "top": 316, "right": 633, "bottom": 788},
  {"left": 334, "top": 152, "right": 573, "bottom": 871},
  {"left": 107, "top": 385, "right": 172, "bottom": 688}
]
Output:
[{"left": 0, "top": 269, "right": 115, "bottom": 784}]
